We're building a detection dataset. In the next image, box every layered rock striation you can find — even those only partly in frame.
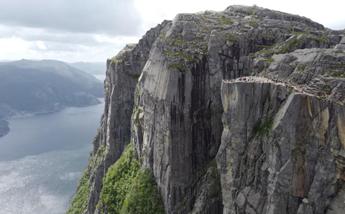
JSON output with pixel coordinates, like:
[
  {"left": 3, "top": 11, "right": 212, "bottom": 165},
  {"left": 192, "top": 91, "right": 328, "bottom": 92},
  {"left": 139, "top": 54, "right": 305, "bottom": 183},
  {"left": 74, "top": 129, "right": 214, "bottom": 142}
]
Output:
[{"left": 68, "top": 5, "right": 345, "bottom": 214}]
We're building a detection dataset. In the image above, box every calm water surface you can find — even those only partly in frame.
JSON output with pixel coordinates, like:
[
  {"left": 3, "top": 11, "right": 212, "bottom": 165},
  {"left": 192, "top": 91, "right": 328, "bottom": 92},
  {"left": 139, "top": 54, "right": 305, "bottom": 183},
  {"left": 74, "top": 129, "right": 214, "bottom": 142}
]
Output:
[{"left": 0, "top": 102, "right": 104, "bottom": 214}]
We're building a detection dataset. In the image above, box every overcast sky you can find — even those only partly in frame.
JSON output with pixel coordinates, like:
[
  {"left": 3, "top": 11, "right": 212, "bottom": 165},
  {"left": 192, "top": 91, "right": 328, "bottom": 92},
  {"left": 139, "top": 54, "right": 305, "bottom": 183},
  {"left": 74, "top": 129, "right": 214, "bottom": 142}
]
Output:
[{"left": 0, "top": 0, "right": 344, "bottom": 62}]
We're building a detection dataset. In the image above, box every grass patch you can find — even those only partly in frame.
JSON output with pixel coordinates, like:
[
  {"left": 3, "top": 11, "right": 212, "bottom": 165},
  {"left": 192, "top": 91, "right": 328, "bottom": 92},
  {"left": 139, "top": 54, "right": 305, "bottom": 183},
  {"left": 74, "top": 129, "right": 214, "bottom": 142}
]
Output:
[
  {"left": 255, "top": 48, "right": 275, "bottom": 57},
  {"left": 278, "top": 33, "right": 330, "bottom": 54},
  {"left": 253, "top": 117, "right": 273, "bottom": 137},
  {"left": 169, "top": 38, "right": 186, "bottom": 47},
  {"left": 90, "top": 145, "right": 106, "bottom": 169},
  {"left": 225, "top": 33, "right": 238, "bottom": 43},
  {"left": 278, "top": 36, "right": 304, "bottom": 54},
  {"left": 111, "top": 55, "right": 124, "bottom": 64},
  {"left": 249, "top": 19, "right": 259, "bottom": 28},
  {"left": 263, "top": 57, "right": 274, "bottom": 64},
  {"left": 321, "top": 84, "right": 333, "bottom": 95},
  {"left": 163, "top": 50, "right": 194, "bottom": 62},
  {"left": 67, "top": 144, "right": 106, "bottom": 214},
  {"left": 168, "top": 62, "right": 186, "bottom": 72},
  {"left": 163, "top": 49, "right": 197, "bottom": 72},
  {"left": 67, "top": 169, "right": 90, "bottom": 214},
  {"left": 315, "top": 34, "right": 329, "bottom": 44},
  {"left": 98, "top": 144, "right": 140, "bottom": 213},
  {"left": 328, "top": 70, "right": 345, "bottom": 78},
  {"left": 97, "top": 144, "right": 164, "bottom": 214},
  {"left": 121, "top": 170, "right": 165, "bottom": 214},
  {"left": 219, "top": 15, "right": 233, "bottom": 25},
  {"left": 296, "top": 63, "right": 307, "bottom": 72}
]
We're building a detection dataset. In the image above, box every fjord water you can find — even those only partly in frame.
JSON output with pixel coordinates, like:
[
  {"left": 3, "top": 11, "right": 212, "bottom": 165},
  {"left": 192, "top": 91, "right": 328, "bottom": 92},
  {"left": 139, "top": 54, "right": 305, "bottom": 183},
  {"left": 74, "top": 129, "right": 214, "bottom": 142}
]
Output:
[{"left": 0, "top": 102, "right": 104, "bottom": 214}]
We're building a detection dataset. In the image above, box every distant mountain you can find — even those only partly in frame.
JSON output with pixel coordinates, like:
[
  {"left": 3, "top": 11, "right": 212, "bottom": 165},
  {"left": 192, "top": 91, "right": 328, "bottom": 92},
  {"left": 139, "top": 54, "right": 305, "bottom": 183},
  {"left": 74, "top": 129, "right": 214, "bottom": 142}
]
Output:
[
  {"left": 0, "top": 59, "right": 104, "bottom": 119},
  {"left": 70, "top": 62, "right": 106, "bottom": 76}
]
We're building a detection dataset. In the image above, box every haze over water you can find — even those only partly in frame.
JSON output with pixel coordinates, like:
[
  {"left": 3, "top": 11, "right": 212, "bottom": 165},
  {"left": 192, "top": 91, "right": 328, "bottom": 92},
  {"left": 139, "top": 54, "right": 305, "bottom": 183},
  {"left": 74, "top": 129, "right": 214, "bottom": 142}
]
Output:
[{"left": 0, "top": 102, "right": 104, "bottom": 214}]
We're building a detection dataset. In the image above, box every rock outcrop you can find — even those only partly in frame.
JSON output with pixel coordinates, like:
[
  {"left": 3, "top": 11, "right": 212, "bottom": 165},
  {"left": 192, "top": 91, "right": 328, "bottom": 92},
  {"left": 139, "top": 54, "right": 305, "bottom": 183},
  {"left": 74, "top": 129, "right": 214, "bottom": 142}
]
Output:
[
  {"left": 220, "top": 76, "right": 345, "bottom": 214},
  {"left": 68, "top": 5, "right": 345, "bottom": 214}
]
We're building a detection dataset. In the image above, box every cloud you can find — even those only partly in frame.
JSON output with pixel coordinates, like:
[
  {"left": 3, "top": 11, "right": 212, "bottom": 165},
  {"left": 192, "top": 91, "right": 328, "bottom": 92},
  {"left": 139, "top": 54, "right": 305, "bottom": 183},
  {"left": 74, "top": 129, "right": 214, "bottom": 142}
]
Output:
[
  {"left": 0, "top": 25, "right": 140, "bottom": 47},
  {"left": 0, "top": 29, "right": 139, "bottom": 62},
  {"left": 0, "top": 0, "right": 344, "bottom": 62},
  {"left": 0, "top": 0, "right": 141, "bottom": 36},
  {"left": 135, "top": 0, "right": 345, "bottom": 31},
  {"left": 329, "top": 20, "right": 345, "bottom": 31}
]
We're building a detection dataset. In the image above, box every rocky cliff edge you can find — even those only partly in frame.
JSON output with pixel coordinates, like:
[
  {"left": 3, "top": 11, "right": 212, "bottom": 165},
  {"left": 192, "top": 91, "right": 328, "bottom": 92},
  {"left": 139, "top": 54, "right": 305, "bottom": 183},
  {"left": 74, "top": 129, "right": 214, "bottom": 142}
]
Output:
[{"left": 68, "top": 5, "right": 345, "bottom": 214}]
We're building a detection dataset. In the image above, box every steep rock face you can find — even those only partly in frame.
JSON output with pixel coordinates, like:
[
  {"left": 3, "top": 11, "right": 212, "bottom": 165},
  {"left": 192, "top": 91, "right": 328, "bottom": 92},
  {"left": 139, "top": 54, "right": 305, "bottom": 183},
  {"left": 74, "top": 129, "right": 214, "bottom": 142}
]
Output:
[
  {"left": 217, "top": 45, "right": 345, "bottom": 214},
  {"left": 220, "top": 77, "right": 345, "bottom": 214},
  {"left": 130, "top": 5, "right": 343, "bottom": 214},
  {"left": 69, "top": 5, "right": 345, "bottom": 214},
  {"left": 70, "top": 21, "right": 170, "bottom": 214}
]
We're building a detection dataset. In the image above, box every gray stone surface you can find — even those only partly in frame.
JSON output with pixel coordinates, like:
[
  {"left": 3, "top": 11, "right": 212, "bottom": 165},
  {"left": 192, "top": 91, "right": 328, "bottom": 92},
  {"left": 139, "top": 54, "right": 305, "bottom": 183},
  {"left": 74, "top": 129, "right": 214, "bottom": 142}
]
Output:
[
  {"left": 327, "top": 185, "right": 345, "bottom": 214},
  {"left": 340, "top": 37, "right": 345, "bottom": 44},
  {"left": 130, "top": 5, "right": 344, "bottom": 213},
  {"left": 220, "top": 77, "right": 345, "bottom": 214},
  {"left": 70, "top": 5, "right": 345, "bottom": 214},
  {"left": 80, "top": 21, "right": 170, "bottom": 214}
]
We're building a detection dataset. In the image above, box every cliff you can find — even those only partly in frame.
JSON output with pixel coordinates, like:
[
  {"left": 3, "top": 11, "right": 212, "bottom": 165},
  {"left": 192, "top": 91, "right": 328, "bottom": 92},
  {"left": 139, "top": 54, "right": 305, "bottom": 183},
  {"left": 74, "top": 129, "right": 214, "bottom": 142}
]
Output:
[{"left": 68, "top": 5, "right": 345, "bottom": 214}]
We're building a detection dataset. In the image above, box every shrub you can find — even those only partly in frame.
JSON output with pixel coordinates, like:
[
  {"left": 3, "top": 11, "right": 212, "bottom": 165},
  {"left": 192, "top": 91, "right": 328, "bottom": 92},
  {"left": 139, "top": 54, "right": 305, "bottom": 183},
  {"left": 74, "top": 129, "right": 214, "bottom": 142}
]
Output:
[
  {"left": 67, "top": 169, "right": 90, "bottom": 214},
  {"left": 67, "top": 144, "right": 106, "bottom": 214},
  {"left": 219, "top": 15, "right": 233, "bottom": 25},
  {"left": 98, "top": 144, "right": 140, "bottom": 213},
  {"left": 121, "top": 170, "right": 165, "bottom": 214},
  {"left": 253, "top": 117, "right": 273, "bottom": 137}
]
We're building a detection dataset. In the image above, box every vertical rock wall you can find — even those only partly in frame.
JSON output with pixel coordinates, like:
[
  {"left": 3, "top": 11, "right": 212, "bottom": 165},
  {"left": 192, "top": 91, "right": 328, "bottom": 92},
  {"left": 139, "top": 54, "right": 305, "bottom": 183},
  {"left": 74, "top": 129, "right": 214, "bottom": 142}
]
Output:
[
  {"left": 85, "top": 21, "right": 170, "bottom": 213},
  {"left": 220, "top": 77, "right": 345, "bottom": 214}
]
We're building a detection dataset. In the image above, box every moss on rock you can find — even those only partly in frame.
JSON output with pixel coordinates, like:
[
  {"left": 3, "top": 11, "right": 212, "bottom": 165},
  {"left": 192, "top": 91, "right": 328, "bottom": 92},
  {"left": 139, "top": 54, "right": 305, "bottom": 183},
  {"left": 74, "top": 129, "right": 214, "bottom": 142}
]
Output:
[
  {"left": 219, "top": 15, "right": 233, "bottom": 25},
  {"left": 253, "top": 117, "right": 273, "bottom": 137}
]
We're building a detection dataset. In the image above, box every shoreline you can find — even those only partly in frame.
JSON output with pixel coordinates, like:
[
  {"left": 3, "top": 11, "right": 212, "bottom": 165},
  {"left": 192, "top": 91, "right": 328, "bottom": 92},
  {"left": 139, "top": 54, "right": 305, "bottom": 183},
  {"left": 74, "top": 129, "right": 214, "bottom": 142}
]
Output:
[{"left": 0, "top": 98, "right": 104, "bottom": 139}]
